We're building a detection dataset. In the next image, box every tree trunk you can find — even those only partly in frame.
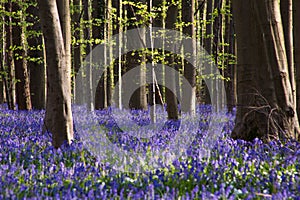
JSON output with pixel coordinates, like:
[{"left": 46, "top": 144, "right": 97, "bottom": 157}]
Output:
[
  {"left": 0, "top": 80, "right": 3, "bottom": 104},
  {"left": 72, "top": 0, "right": 83, "bottom": 104},
  {"left": 38, "top": 0, "right": 74, "bottom": 148},
  {"left": 4, "top": 1, "right": 16, "bottom": 110},
  {"left": 94, "top": 0, "right": 109, "bottom": 110},
  {"left": 148, "top": 0, "right": 164, "bottom": 109},
  {"left": 83, "top": 0, "right": 93, "bottom": 110},
  {"left": 57, "top": 0, "right": 72, "bottom": 104},
  {"left": 27, "top": 1, "right": 45, "bottom": 109},
  {"left": 0, "top": 3, "right": 5, "bottom": 104},
  {"left": 203, "top": 0, "right": 213, "bottom": 104},
  {"left": 224, "top": 0, "right": 236, "bottom": 112},
  {"left": 182, "top": 0, "right": 196, "bottom": 115},
  {"left": 126, "top": 1, "right": 147, "bottom": 110},
  {"left": 212, "top": 0, "right": 222, "bottom": 110},
  {"left": 295, "top": 0, "right": 300, "bottom": 128},
  {"left": 12, "top": 1, "right": 32, "bottom": 110},
  {"left": 165, "top": 2, "right": 179, "bottom": 120},
  {"left": 281, "top": 0, "right": 295, "bottom": 108},
  {"left": 232, "top": 0, "right": 299, "bottom": 141}
]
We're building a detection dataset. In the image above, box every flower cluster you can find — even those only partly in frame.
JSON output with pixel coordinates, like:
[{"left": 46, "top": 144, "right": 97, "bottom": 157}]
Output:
[{"left": 0, "top": 105, "right": 299, "bottom": 199}]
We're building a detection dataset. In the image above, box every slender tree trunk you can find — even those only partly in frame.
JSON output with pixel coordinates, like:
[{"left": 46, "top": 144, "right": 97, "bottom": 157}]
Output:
[
  {"left": 295, "top": 0, "right": 300, "bottom": 128},
  {"left": 281, "top": 0, "right": 295, "bottom": 108},
  {"left": 148, "top": 0, "right": 164, "bottom": 109},
  {"left": 0, "top": 3, "right": 5, "bottom": 104},
  {"left": 83, "top": 0, "right": 93, "bottom": 110},
  {"left": 212, "top": 0, "right": 222, "bottom": 110},
  {"left": 224, "top": 0, "right": 236, "bottom": 112},
  {"left": 4, "top": 1, "right": 16, "bottom": 110},
  {"left": 94, "top": 0, "right": 109, "bottom": 110},
  {"left": 12, "top": 1, "right": 31, "bottom": 110},
  {"left": 0, "top": 80, "right": 3, "bottom": 104},
  {"left": 182, "top": 0, "right": 196, "bottom": 115},
  {"left": 106, "top": 0, "right": 114, "bottom": 108},
  {"left": 27, "top": 1, "right": 45, "bottom": 109},
  {"left": 165, "top": 2, "right": 179, "bottom": 120},
  {"left": 110, "top": 0, "right": 125, "bottom": 109},
  {"left": 232, "top": 0, "right": 299, "bottom": 141},
  {"left": 38, "top": 0, "right": 74, "bottom": 148},
  {"left": 203, "top": 0, "right": 213, "bottom": 104}
]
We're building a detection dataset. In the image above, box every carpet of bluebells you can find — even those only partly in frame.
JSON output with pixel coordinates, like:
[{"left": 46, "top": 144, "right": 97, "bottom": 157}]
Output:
[{"left": 0, "top": 104, "right": 300, "bottom": 199}]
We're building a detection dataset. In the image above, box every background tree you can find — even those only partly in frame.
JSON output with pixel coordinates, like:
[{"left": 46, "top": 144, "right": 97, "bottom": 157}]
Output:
[
  {"left": 165, "top": 1, "right": 179, "bottom": 120},
  {"left": 83, "top": 0, "right": 94, "bottom": 110},
  {"left": 72, "top": 0, "right": 84, "bottom": 105},
  {"left": 38, "top": 0, "right": 74, "bottom": 148},
  {"left": 182, "top": 0, "right": 196, "bottom": 115},
  {"left": 27, "top": 0, "right": 45, "bottom": 109},
  {"left": 12, "top": 1, "right": 31, "bottom": 110},
  {"left": 294, "top": 1, "right": 300, "bottom": 121},
  {"left": 126, "top": 0, "right": 148, "bottom": 110},
  {"left": 0, "top": 2, "right": 5, "bottom": 104},
  {"left": 281, "top": 0, "right": 295, "bottom": 108},
  {"left": 94, "top": 0, "right": 110, "bottom": 110},
  {"left": 223, "top": 0, "right": 236, "bottom": 112},
  {"left": 4, "top": 0, "right": 16, "bottom": 110}
]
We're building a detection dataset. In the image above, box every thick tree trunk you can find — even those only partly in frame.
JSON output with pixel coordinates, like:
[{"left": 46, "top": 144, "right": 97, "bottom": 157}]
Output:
[
  {"left": 12, "top": 1, "right": 31, "bottom": 110},
  {"left": 57, "top": 0, "right": 72, "bottom": 82},
  {"left": 38, "top": 0, "right": 74, "bottom": 148},
  {"left": 27, "top": 2, "right": 45, "bottom": 109},
  {"left": 57, "top": 0, "right": 72, "bottom": 106},
  {"left": 182, "top": 0, "right": 196, "bottom": 115},
  {"left": 232, "top": 0, "right": 299, "bottom": 141}
]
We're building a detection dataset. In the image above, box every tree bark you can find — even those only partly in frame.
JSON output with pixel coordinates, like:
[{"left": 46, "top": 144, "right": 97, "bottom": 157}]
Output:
[
  {"left": 232, "top": 0, "right": 299, "bottom": 141},
  {"left": 57, "top": 0, "right": 72, "bottom": 104},
  {"left": 0, "top": 2, "right": 5, "bottom": 104},
  {"left": 281, "top": 0, "right": 295, "bottom": 108},
  {"left": 38, "top": 0, "right": 74, "bottom": 148},
  {"left": 165, "top": 2, "right": 179, "bottom": 120},
  {"left": 182, "top": 0, "right": 196, "bottom": 115}
]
